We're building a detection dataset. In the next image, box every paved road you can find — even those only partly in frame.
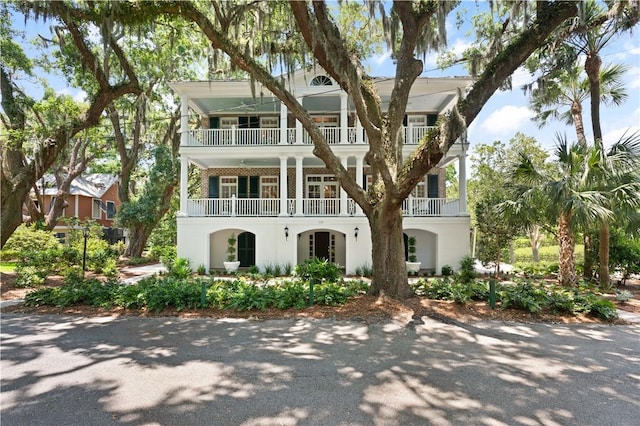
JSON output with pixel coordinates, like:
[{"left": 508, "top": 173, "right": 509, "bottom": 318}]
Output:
[{"left": 1, "top": 314, "right": 639, "bottom": 425}]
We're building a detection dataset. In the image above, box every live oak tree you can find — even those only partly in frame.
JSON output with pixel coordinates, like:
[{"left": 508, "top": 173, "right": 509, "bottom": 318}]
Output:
[
  {"left": 1, "top": 2, "right": 141, "bottom": 247},
  {"left": 99, "top": 16, "right": 210, "bottom": 257},
  {"left": 8, "top": 3, "right": 210, "bottom": 257},
  {"left": 82, "top": 0, "right": 582, "bottom": 299}
]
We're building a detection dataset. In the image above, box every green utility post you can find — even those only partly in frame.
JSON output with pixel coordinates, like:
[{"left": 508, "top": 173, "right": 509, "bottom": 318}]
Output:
[
  {"left": 200, "top": 281, "right": 207, "bottom": 308},
  {"left": 309, "top": 277, "right": 315, "bottom": 307},
  {"left": 489, "top": 278, "right": 496, "bottom": 309}
]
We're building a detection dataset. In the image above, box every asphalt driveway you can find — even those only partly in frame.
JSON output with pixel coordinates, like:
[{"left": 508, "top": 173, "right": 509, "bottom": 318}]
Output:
[{"left": 1, "top": 314, "right": 639, "bottom": 425}]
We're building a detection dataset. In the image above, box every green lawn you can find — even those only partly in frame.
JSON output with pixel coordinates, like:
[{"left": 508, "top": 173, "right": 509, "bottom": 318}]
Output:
[
  {"left": 0, "top": 261, "right": 17, "bottom": 273},
  {"left": 514, "top": 245, "right": 584, "bottom": 263}
]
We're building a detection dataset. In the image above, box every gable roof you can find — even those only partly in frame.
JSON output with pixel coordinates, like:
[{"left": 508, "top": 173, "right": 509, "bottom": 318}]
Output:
[{"left": 38, "top": 174, "right": 119, "bottom": 198}]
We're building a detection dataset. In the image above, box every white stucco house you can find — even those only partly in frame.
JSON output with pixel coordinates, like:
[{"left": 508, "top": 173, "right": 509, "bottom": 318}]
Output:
[{"left": 170, "top": 70, "right": 472, "bottom": 274}]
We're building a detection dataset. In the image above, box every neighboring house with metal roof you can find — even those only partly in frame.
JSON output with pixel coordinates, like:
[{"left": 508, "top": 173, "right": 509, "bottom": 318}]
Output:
[{"left": 33, "top": 173, "right": 125, "bottom": 243}]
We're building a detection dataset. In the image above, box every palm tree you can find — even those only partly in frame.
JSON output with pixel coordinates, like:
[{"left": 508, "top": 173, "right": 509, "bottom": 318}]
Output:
[
  {"left": 528, "top": 59, "right": 628, "bottom": 281},
  {"left": 529, "top": 63, "right": 628, "bottom": 146},
  {"left": 564, "top": 0, "right": 639, "bottom": 286},
  {"left": 505, "top": 137, "right": 613, "bottom": 286},
  {"left": 587, "top": 132, "right": 640, "bottom": 288}
]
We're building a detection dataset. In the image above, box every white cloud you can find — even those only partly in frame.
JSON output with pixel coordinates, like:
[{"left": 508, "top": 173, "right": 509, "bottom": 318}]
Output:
[
  {"left": 448, "top": 37, "right": 472, "bottom": 57},
  {"left": 478, "top": 105, "right": 535, "bottom": 137},
  {"left": 511, "top": 67, "right": 533, "bottom": 90},
  {"left": 625, "top": 65, "right": 640, "bottom": 89},
  {"left": 373, "top": 50, "right": 391, "bottom": 66},
  {"left": 602, "top": 107, "right": 640, "bottom": 148},
  {"left": 56, "top": 88, "right": 87, "bottom": 103}
]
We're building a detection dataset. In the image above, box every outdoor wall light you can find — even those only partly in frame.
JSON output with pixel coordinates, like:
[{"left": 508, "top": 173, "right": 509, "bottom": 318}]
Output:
[
  {"left": 284, "top": 225, "right": 289, "bottom": 241},
  {"left": 354, "top": 226, "right": 359, "bottom": 241}
]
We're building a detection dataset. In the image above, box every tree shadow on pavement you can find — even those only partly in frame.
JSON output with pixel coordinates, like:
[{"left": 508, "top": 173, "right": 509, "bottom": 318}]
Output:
[{"left": 1, "top": 314, "right": 639, "bottom": 425}]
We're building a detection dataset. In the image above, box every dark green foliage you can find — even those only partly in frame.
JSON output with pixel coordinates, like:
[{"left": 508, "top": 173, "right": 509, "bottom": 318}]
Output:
[
  {"left": 168, "top": 257, "right": 192, "bottom": 279},
  {"left": 295, "top": 257, "right": 341, "bottom": 282},
  {"left": 441, "top": 265, "right": 454, "bottom": 276},
  {"left": 118, "top": 145, "right": 178, "bottom": 229},
  {"left": 573, "top": 292, "right": 619, "bottom": 320},
  {"left": 24, "top": 278, "right": 119, "bottom": 309},
  {"left": 607, "top": 230, "right": 640, "bottom": 283},
  {"left": 24, "top": 275, "right": 368, "bottom": 313},
  {"left": 458, "top": 256, "right": 476, "bottom": 284},
  {"left": 500, "top": 282, "right": 548, "bottom": 313},
  {"left": 407, "top": 236, "right": 417, "bottom": 262},
  {"left": 413, "top": 277, "right": 618, "bottom": 320},
  {"left": 544, "top": 290, "right": 576, "bottom": 314},
  {"left": 154, "top": 245, "right": 177, "bottom": 268},
  {"left": 414, "top": 278, "right": 490, "bottom": 303}
]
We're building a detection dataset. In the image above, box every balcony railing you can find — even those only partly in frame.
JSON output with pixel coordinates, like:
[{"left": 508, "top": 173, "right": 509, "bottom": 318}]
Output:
[
  {"left": 186, "top": 197, "right": 458, "bottom": 217},
  {"left": 185, "top": 126, "right": 437, "bottom": 147}
]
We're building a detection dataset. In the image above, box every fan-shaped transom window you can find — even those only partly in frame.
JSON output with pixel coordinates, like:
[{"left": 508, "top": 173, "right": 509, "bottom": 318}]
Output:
[{"left": 310, "top": 75, "right": 332, "bottom": 86}]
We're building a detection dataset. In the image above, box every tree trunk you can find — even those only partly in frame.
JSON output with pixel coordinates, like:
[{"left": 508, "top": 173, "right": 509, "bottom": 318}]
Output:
[
  {"left": 557, "top": 212, "right": 577, "bottom": 287},
  {"left": 585, "top": 53, "right": 603, "bottom": 146},
  {"left": 125, "top": 224, "right": 152, "bottom": 258},
  {"left": 367, "top": 205, "right": 413, "bottom": 300},
  {"left": 583, "top": 233, "right": 594, "bottom": 280},
  {"left": 598, "top": 224, "right": 610, "bottom": 288},
  {"left": 509, "top": 241, "right": 515, "bottom": 265},
  {"left": 571, "top": 100, "right": 587, "bottom": 146},
  {"left": 1, "top": 175, "right": 31, "bottom": 246},
  {"left": 528, "top": 224, "right": 542, "bottom": 263},
  {"left": 531, "top": 245, "right": 540, "bottom": 263}
]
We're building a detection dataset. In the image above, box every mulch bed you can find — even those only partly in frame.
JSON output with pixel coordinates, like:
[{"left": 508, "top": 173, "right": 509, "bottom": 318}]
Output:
[{"left": 2, "top": 272, "right": 638, "bottom": 325}]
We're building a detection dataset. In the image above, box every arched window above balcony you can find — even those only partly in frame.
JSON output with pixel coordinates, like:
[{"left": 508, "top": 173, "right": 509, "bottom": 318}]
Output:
[{"left": 310, "top": 75, "right": 332, "bottom": 86}]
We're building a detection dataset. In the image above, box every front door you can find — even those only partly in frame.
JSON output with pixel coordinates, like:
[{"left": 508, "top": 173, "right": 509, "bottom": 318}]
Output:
[
  {"left": 314, "top": 232, "right": 330, "bottom": 260},
  {"left": 237, "top": 232, "right": 255, "bottom": 267}
]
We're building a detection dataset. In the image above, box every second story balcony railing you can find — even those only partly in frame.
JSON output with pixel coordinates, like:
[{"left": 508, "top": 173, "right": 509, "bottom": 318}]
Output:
[
  {"left": 185, "top": 126, "right": 437, "bottom": 147},
  {"left": 186, "top": 196, "right": 459, "bottom": 217}
]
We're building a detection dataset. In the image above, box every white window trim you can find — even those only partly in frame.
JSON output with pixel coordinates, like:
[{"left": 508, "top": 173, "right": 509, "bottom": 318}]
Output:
[
  {"left": 220, "top": 117, "right": 239, "bottom": 129},
  {"left": 92, "top": 198, "right": 102, "bottom": 219},
  {"left": 260, "top": 117, "right": 279, "bottom": 128},
  {"left": 260, "top": 176, "right": 278, "bottom": 198},
  {"left": 311, "top": 115, "right": 339, "bottom": 127},
  {"left": 306, "top": 175, "right": 338, "bottom": 199},
  {"left": 105, "top": 200, "right": 116, "bottom": 219},
  {"left": 407, "top": 115, "right": 427, "bottom": 126}
]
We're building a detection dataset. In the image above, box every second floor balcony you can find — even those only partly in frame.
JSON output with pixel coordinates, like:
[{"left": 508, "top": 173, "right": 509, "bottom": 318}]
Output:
[
  {"left": 184, "top": 125, "right": 436, "bottom": 147},
  {"left": 185, "top": 196, "right": 461, "bottom": 218}
]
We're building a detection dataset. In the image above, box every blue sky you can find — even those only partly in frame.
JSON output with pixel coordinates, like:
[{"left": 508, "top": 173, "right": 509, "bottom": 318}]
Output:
[{"left": 11, "top": 3, "right": 640, "bottom": 158}]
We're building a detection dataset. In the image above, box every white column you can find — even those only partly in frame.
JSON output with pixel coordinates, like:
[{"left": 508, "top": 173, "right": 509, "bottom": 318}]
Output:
[
  {"left": 279, "top": 102, "right": 288, "bottom": 145},
  {"left": 295, "top": 156, "right": 304, "bottom": 216},
  {"left": 355, "top": 156, "right": 364, "bottom": 215},
  {"left": 279, "top": 156, "right": 288, "bottom": 216},
  {"left": 458, "top": 154, "right": 467, "bottom": 214},
  {"left": 340, "top": 92, "right": 348, "bottom": 144},
  {"left": 340, "top": 156, "right": 348, "bottom": 215},
  {"left": 295, "top": 96, "right": 303, "bottom": 144},
  {"left": 180, "top": 157, "right": 188, "bottom": 215},
  {"left": 355, "top": 116, "right": 363, "bottom": 144},
  {"left": 180, "top": 95, "right": 189, "bottom": 146}
]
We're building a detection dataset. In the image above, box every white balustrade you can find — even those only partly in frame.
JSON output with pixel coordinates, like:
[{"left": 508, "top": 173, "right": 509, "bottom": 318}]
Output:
[
  {"left": 187, "top": 126, "right": 436, "bottom": 147},
  {"left": 188, "top": 196, "right": 458, "bottom": 217}
]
